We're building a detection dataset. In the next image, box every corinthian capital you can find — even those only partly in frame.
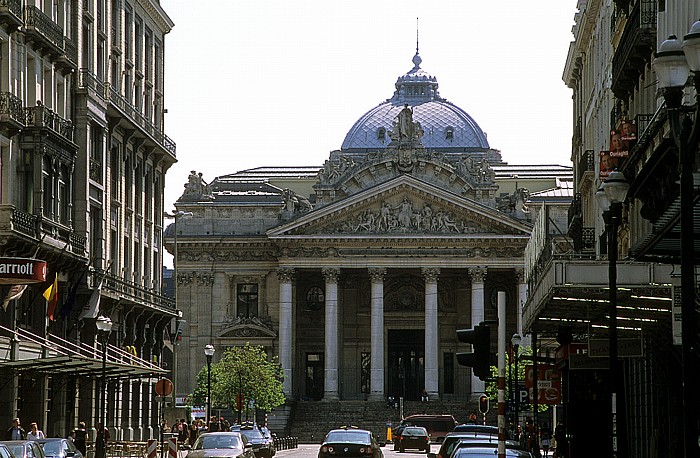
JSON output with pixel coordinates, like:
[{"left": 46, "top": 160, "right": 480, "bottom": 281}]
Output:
[
  {"left": 322, "top": 267, "right": 341, "bottom": 283},
  {"left": 276, "top": 267, "right": 295, "bottom": 283},
  {"left": 468, "top": 267, "right": 487, "bottom": 283},
  {"left": 368, "top": 267, "right": 387, "bottom": 283},
  {"left": 422, "top": 267, "right": 440, "bottom": 283}
]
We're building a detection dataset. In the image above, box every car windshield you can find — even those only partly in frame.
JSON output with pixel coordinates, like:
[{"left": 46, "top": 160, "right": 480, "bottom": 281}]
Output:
[
  {"left": 325, "top": 431, "right": 370, "bottom": 444},
  {"left": 40, "top": 442, "right": 65, "bottom": 454},
  {"left": 241, "top": 430, "right": 264, "bottom": 440},
  {"left": 197, "top": 435, "right": 242, "bottom": 450},
  {"left": 6, "top": 445, "right": 24, "bottom": 458}
]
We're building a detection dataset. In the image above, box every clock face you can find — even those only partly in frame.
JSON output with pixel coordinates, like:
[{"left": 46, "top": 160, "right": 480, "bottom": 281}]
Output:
[{"left": 306, "top": 286, "right": 325, "bottom": 310}]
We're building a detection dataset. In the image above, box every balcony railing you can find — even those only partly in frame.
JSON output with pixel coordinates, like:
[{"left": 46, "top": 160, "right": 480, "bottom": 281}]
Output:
[
  {"left": 0, "top": 91, "right": 25, "bottom": 125},
  {"left": 78, "top": 69, "right": 107, "bottom": 99},
  {"left": 0, "top": 0, "right": 22, "bottom": 26},
  {"left": 24, "top": 104, "right": 74, "bottom": 143},
  {"left": 95, "top": 269, "right": 176, "bottom": 312},
  {"left": 611, "top": 0, "right": 656, "bottom": 98},
  {"left": 575, "top": 150, "right": 595, "bottom": 185},
  {"left": 107, "top": 84, "right": 176, "bottom": 156},
  {"left": 24, "top": 5, "right": 64, "bottom": 51},
  {"left": 0, "top": 206, "right": 85, "bottom": 255}
]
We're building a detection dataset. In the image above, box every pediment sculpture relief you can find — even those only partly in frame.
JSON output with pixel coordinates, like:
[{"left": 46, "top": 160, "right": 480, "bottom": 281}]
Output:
[{"left": 324, "top": 197, "right": 488, "bottom": 234}]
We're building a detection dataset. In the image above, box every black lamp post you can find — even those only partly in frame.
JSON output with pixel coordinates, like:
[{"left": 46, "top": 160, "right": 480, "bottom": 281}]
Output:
[
  {"left": 511, "top": 333, "right": 521, "bottom": 437},
  {"left": 653, "top": 24, "right": 700, "bottom": 457},
  {"left": 597, "top": 170, "right": 630, "bottom": 458},
  {"left": 96, "top": 316, "right": 113, "bottom": 458},
  {"left": 204, "top": 344, "right": 215, "bottom": 423}
]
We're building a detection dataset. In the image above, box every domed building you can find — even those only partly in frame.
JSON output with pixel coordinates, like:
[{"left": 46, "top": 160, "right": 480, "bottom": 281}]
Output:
[{"left": 166, "top": 50, "right": 571, "bottom": 427}]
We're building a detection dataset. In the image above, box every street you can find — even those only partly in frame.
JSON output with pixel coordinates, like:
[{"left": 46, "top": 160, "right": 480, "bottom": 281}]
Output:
[{"left": 276, "top": 443, "right": 430, "bottom": 458}]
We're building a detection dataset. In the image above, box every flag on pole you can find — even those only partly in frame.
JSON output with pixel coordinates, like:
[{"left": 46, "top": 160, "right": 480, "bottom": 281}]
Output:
[
  {"left": 2, "top": 285, "right": 27, "bottom": 310},
  {"left": 79, "top": 275, "right": 103, "bottom": 320},
  {"left": 59, "top": 268, "right": 89, "bottom": 320},
  {"left": 43, "top": 276, "right": 59, "bottom": 321}
]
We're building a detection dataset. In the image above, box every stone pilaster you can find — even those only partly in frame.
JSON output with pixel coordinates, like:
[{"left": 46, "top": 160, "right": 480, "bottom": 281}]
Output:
[
  {"left": 422, "top": 267, "right": 440, "bottom": 400},
  {"left": 368, "top": 267, "right": 387, "bottom": 401},
  {"left": 277, "top": 268, "right": 295, "bottom": 398},
  {"left": 322, "top": 267, "right": 340, "bottom": 400}
]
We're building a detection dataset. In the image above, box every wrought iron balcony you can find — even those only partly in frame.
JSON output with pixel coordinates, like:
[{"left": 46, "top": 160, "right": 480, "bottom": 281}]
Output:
[
  {"left": 56, "top": 37, "right": 78, "bottom": 72},
  {"left": 93, "top": 269, "right": 177, "bottom": 315},
  {"left": 106, "top": 84, "right": 176, "bottom": 157},
  {"left": 0, "top": 91, "right": 25, "bottom": 134},
  {"left": 611, "top": 0, "right": 656, "bottom": 99},
  {"left": 0, "top": 0, "right": 22, "bottom": 30},
  {"left": 23, "top": 5, "right": 64, "bottom": 57},
  {"left": 24, "top": 103, "right": 75, "bottom": 144},
  {"left": 574, "top": 150, "right": 595, "bottom": 187}
]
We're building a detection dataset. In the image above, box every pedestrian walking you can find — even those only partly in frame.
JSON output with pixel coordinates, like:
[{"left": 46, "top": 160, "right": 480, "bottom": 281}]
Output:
[
  {"left": 554, "top": 421, "right": 567, "bottom": 458},
  {"left": 27, "top": 423, "right": 45, "bottom": 440},
  {"left": 4, "top": 418, "right": 26, "bottom": 440},
  {"left": 540, "top": 423, "right": 552, "bottom": 458},
  {"left": 188, "top": 420, "right": 199, "bottom": 447},
  {"left": 70, "top": 422, "right": 89, "bottom": 457},
  {"left": 208, "top": 416, "right": 220, "bottom": 432},
  {"left": 177, "top": 419, "right": 189, "bottom": 445},
  {"left": 95, "top": 423, "right": 110, "bottom": 458}
]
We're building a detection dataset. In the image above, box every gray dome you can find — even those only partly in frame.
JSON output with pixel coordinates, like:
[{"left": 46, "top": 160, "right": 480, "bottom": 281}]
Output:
[{"left": 341, "top": 51, "right": 490, "bottom": 151}]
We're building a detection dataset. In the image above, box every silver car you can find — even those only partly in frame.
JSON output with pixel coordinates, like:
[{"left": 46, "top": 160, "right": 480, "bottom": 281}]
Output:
[
  {"left": 0, "top": 442, "right": 45, "bottom": 458},
  {"left": 187, "top": 432, "right": 255, "bottom": 458},
  {"left": 36, "top": 439, "right": 83, "bottom": 458}
]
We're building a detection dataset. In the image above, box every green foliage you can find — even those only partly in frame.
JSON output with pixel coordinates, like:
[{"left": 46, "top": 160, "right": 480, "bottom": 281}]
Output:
[{"left": 187, "top": 343, "right": 286, "bottom": 413}]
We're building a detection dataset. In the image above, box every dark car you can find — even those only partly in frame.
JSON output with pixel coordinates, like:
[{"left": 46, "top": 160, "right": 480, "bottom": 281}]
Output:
[
  {"left": 318, "top": 427, "right": 383, "bottom": 458},
  {"left": 186, "top": 432, "right": 255, "bottom": 458},
  {"left": 451, "top": 425, "right": 499, "bottom": 436},
  {"left": 452, "top": 445, "right": 532, "bottom": 458},
  {"left": 0, "top": 442, "right": 45, "bottom": 458},
  {"left": 239, "top": 428, "right": 274, "bottom": 458},
  {"left": 0, "top": 444, "right": 16, "bottom": 458},
  {"left": 391, "top": 425, "right": 407, "bottom": 451},
  {"left": 430, "top": 431, "right": 524, "bottom": 458},
  {"left": 36, "top": 438, "right": 83, "bottom": 458},
  {"left": 394, "top": 426, "right": 430, "bottom": 453}
]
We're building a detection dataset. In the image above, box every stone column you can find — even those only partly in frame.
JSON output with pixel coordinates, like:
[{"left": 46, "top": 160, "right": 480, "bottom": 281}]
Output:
[
  {"left": 469, "top": 267, "right": 487, "bottom": 395},
  {"left": 277, "top": 268, "right": 295, "bottom": 398},
  {"left": 423, "top": 267, "right": 440, "bottom": 400},
  {"left": 322, "top": 267, "right": 340, "bottom": 400},
  {"left": 368, "top": 267, "right": 387, "bottom": 401},
  {"left": 515, "top": 268, "right": 527, "bottom": 337}
]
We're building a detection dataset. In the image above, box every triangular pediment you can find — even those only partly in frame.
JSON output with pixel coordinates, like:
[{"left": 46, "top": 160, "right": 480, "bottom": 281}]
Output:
[{"left": 268, "top": 175, "right": 532, "bottom": 238}]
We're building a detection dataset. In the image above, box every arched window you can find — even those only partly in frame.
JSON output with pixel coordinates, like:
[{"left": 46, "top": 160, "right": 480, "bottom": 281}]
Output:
[
  {"left": 445, "top": 128, "right": 454, "bottom": 141},
  {"left": 377, "top": 128, "right": 386, "bottom": 141}
]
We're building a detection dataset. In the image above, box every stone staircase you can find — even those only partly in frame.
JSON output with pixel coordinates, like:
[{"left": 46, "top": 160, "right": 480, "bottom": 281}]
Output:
[{"left": 287, "top": 399, "right": 489, "bottom": 444}]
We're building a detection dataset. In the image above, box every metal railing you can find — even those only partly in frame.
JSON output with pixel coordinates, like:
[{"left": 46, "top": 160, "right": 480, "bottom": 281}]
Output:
[
  {"left": 0, "top": 91, "right": 25, "bottom": 124},
  {"left": 24, "top": 5, "right": 64, "bottom": 50},
  {"left": 24, "top": 103, "right": 75, "bottom": 142},
  {"left": 0, "top": 0, "right": 22, "bottom": 18},
  {"left": 94, "top": 269, "right": 176, "bottom": 311}
]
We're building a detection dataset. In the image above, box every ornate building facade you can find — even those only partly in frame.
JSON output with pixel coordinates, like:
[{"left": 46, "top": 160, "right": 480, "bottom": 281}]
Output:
[
  {"left": 168, "top": 50, "right": 572, "bottom": 405},
  {"left": 0, "top": 0, "right": 177, "bottom": 441}
]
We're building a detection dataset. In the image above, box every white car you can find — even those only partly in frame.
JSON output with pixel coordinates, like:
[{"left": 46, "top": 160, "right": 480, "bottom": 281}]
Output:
[{"left": 187, "top": 432, "right": 255, "bottom": 458}]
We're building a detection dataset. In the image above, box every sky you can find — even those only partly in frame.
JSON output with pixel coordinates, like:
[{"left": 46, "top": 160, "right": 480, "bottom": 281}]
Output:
[{"left": 159, "top": 0, "right": 577, "bottom": 268}]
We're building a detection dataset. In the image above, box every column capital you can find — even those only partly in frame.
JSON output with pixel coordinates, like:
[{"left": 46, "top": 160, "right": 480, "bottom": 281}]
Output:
[
  {"left": 276, "top": 267, "right": 295, "bottom": 283},
  {"left": 322, "top": 267, "right": 341, "bottom": 283},
  {"left": 421, "top": 267, "right": 440, "bottom": 283},
  {"left": 514, "top": 267, "right": 525, "bottom": 283},
  {"left": 368, "top": 267, "right": 387, "bottom": 282},
  {"left": 468, "top": 267, "right": 487, "bottom": 283}
]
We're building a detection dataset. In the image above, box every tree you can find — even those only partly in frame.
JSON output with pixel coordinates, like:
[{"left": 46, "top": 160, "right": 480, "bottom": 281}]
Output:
[{"left": 188, "top": 343, "right": 286, "bottom": 415}]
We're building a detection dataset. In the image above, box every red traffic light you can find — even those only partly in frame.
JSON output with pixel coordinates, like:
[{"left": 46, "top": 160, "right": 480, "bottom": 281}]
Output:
[{"left": 478, "top": 394, "right": 489, "bottom": 414}]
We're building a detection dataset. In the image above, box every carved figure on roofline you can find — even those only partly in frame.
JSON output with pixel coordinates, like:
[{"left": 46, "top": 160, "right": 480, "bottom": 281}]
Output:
[
  {"left": 282, "top": 188, "right": 313, "bottom": 214},
  {"left": 182, "top": 170, "right": 214, "bottom": 200}
]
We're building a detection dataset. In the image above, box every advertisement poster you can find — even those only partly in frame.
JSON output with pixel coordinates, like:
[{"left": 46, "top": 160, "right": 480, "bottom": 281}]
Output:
[
  {"left": 524, "top": 364, "right": 561, "bottom": 405},
  {"left": 600, "top": 119, "right": 636, "bottom": 178}
]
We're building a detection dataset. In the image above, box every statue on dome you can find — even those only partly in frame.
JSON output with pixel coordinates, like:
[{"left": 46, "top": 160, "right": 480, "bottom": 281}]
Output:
[{"left": 389, "top": 104, "right": 423, "bottom": 143}]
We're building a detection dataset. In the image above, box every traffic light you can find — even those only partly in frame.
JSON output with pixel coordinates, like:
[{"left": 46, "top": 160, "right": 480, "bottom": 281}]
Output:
[
  {"left": 478, "top": 394, "right": 489, "bottom": 414},
  {"left": 456, "top": 322, "right": 492, "bottom": 380}
]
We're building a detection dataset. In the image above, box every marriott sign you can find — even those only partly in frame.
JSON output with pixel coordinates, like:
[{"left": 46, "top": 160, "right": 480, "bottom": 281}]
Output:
[{"left": 0, "top": 258, "right": 47, "bottom": 284}]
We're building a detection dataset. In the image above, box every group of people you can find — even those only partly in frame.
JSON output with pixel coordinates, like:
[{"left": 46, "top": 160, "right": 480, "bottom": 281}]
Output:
[
  {"left": 515, "top": 419, "right": 567, "bottom": 458},
  {"left": 4, "top": 418, "right": 92, "bottom": 458}
]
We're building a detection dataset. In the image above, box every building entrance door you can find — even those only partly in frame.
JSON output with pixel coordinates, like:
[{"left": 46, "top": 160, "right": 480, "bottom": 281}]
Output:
[
  {"left": 305, "top": 353, "right": 324, "bottom": 401},
  {"left": 388, "top": 330, "right": 424, "bottom": 401}
]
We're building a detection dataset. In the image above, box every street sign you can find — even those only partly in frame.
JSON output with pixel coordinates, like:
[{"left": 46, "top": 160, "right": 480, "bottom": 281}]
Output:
[
  {"left": 155, "top": 378, "right": 173, "bottom": 396},
  {"left": 588, "top": 338, "right": 643, "bottom": 358}
]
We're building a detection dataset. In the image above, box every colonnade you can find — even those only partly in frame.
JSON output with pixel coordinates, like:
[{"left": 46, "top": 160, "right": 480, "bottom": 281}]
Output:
[{"left": 276, "top": 266, "right": 527, "bottom": 400}]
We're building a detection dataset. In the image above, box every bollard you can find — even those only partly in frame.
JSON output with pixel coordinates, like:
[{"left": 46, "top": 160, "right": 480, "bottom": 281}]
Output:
[
  {"left": 147, "top": 440, "right": 157, "bottom": 458},
  {"left": 167, "top": 438, "right": 177, "bottom": 458}
]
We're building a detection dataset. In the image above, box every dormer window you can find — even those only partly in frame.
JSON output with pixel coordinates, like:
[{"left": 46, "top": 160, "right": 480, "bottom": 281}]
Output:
[
  {"left": 445, "top": 128, "right": 454, "bottom": 141},
  {"left": 377, "top": 128, "right": 386, "bottom": 141}
]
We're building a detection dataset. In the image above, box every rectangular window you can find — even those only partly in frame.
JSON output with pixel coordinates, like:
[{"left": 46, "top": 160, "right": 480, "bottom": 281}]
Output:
[
  {"left": 58, "top": 165, "right": 69, "bottom": 224},
  {"left": 134, "top": 17, "right": 142, "bottom": 69},
  {"left": 124, "top": 7, "right": 132, "bottom": 60},
  {"left": 443, "top": 352, "right": 454, "bottom": 394},
  {"left": 42, "top": 156, "right": 53, "bottom": 218},
  {"left": 237, "top": 283, "right": 259, "bottom": 317},
  {"left": 90, "top": 206, "right": 103, "bottom": 265}
]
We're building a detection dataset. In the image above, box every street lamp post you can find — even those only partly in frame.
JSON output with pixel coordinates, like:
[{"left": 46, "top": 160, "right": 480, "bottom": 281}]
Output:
[
  {"left": 204, "top": 344, "right": 215, "bottom": 423},
  {"left": 597, "top": 170, "right": 630, "bottom": 458},
  {"left": 653, "top": 25, "right": 700, "bottom": 457},
  {"left": 164, "top": 210, "right": 193, "bottom": 408},
  {"left": 96, "top": 316, "right": 113, "bottom": 458},
  {"left": 511, "top": 333, "right": 521, "bottom": 438}
]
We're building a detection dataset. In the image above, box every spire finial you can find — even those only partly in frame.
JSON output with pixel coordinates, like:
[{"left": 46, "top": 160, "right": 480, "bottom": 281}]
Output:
[{"left": 412, "top": 17, "right": 422, "bottom": 70}]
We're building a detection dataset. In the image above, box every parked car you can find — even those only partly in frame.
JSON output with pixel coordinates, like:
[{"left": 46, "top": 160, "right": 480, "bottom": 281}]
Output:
[
  {"left": 430, "top": 431, "right": 525, "bottom": 458},
  {"left": 394, "top": 426, "right": 430, "bottom": 453},
  {"left": 452, "top": 425, "right": 499, "bottom": 436},
  {"left": 0, "top": 444, "right": 16, "bottom": 458},
  {"left": 392, "top": 425, "right": 407, "bottom": 451},
  {"left": 318, "top": 427, "right": 383, "bottom": 458},
  {"left": 0, "top": 442, "right": 45, "bottom": 458},
  {"left": 400, "top": 415, "right": 456, "bottom": 444},
  {"left": 239, "top": 428, "right": 274, "bottom": 458},
  {"left": 187, "top": 432, "right": 255, "bottom": 458},
  {"left": 36, "top": 438, "right": 83, "bottom": 458}
]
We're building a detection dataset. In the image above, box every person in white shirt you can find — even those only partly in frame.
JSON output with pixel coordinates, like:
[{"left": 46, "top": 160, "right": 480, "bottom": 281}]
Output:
[{"left": 26, "top": 423, "right": 45, "bottom": 440}]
